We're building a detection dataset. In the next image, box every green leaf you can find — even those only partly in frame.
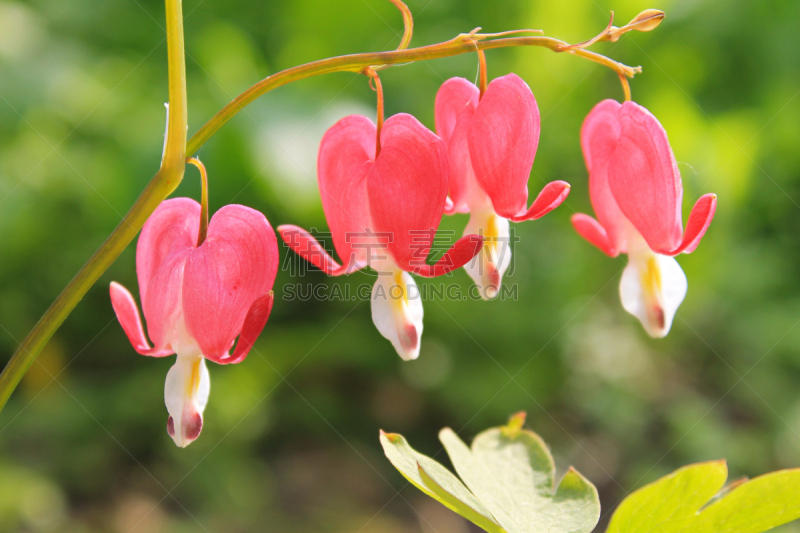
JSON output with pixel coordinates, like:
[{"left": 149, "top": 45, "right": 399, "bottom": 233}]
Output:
[
  {"left": 439, "top": 415, "right": 600, "bottom": 533},
  {"left": 607, "top": 461, "right": 800, "bottom": 533},
  {"left": 379, "top": 430, "right": 506, "bottom": 533},
  {"left": 380, "top": 413, "right": 601, "bottom": 533}
]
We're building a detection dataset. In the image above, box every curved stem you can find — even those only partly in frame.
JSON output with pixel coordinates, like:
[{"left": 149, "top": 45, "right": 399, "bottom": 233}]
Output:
[
  {"left": 558, "top": 11, "right": 615, "bottom": 51},
  {"left": 619, "top": 72, "right": 632, "bottom": 101},
  {"left": 0, "top": 0, "right": 188, "bottom": 412},
  {"left": 186, "top": 34, "right": 640, "bottom": 155},
  {"left": 477, "top": 49, "right": 488, "bottom": 98},
  {"left": 187, "top": 158, "right": 209, "bottom": 246},
  {"left": 365, "top": 68, "right": 385, "bottom": 156},
  {"left": 388, "top": 0, "right": 413, "bottom": 50}
]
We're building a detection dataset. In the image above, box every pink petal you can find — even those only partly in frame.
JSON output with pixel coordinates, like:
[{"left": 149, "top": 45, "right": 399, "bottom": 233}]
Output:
[
  {"left": 444, "top": 108, "right": 478, "bottom": 214},
  {"left": 435, "top": 78, "right": 479, "bottom": 144},
  {"left": 136, "top": 198, "right": 199, "bottom": 308},
  {"left": 317, "top": 114, "right": 376, "bottom": 267},
  {"left": 668, "top": 193, "right": 717, "bottom": 255},
  {"left": 571, "top": 214, "right": 619, "bottom": 257},
  {"left": 435, "top": 78, "right": 479, "bottom": 213},
  {"left": 581, "top": 99, "right": 628, "bottom": 252},
  {"left": 278, "top": 224, "right": 365, "bottom": 276},
  {"left": 608, "top": 101, "right": 683, "bottom": 254},
  {"left": 219, "top": 292, "right": 275, "bottom": 365},
  {"left": 109, "top": 282, "right": 173, "bottom": 356},
  {"left": 367, "top": 113, "right": 449, "bottom": 272},
  {"left": 183, "top": 205, "right": 279, "bottom": 361},
  {"left": 507, "top": 181, "right": 571, "bottom": 222},
  {"left": 468, "top": 73, "right": 540, "bottom": 219},
  {"left": 141, "top": 249, "right": 192, "bottom": 352},
  {"left": 412, "top": 234, "right": 484, "bottom": 278}
]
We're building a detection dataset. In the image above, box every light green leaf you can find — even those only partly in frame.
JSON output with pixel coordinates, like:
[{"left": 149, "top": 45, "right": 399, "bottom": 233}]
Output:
[
  {"left": 380, "top": 413, "right": 601, "bottom": 533},
  {"left": 417, "top": 461, "right": 508, "bottom": 533},
  {"left": 607, "top": 461, "right": 728, "bottom": 533},
  {"left": 607, "top": 461, "right": 800, "bottom": 533},
  {"left": 379, "top": 430, "right": 505, "bottom": 533},
  {"left": 439, "top": 415, "right": 600, "bottom": 533}
]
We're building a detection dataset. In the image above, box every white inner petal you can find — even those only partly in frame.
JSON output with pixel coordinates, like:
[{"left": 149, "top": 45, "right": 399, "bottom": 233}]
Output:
[
  {"left": 462, "top": 207, "right": 511, "bottom": 300},
  {"left": 619, "top": 247, "right": 687, "bottom": 338},
  {"left": 371, "top": 269, "right": 424, "bottom": 360},
  {"left": 164, "top": 353, "right": 210, "bottom": 447}
]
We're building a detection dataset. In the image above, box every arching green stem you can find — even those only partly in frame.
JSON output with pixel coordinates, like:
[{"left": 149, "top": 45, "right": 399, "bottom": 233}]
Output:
[
  {"left": 0, "top": 0, "right": 188, "bottom": 411},
  {"left": 186, "top": 34, "right": 640, "bottom": 155}
]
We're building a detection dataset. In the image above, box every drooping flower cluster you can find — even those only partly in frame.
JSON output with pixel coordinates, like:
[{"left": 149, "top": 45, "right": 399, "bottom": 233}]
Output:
[
  {"left": 277, "top": 72, "right": 575, "bottom": 360},
  {"left": 572, "top": 100, "right": 717, "bottom": 337},
  {"left": 110, "top": 74, "right": 717, "bottom": 447}
]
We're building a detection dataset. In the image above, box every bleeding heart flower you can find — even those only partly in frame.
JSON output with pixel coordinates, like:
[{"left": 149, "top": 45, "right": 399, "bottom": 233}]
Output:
[
  {"left": 572, "top": 99, "right": 717, "bottom": 337},
  {"left": 434, "top": 74, "right": 571, "bottom": 299},
  {"left": 110, "top": 198, "right": 278, "bottom": 447},
  {"left": 279, "top": 113, "right": 483, "bottom": 360}
]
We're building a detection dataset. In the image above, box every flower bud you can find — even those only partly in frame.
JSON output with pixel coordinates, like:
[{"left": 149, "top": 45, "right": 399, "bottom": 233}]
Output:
[
  {"left": 627, "top": 9, "right": 665, "bottom": 32},
  {"left": 607, "top": 9, "right": 664, "bottom": 42}
]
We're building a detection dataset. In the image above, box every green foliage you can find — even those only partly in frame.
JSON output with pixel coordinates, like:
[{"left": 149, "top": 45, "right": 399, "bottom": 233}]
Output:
[
  {"left": 380, "top": 430, "right": 504, "bottom": 532},
  {"left": 381, "top": 412, "right": 600, "bottom": 533},
  {"left": 385, "top": 415, "right": 800, "bottom": 533},
  {"left": 608, "top": 461, "right": 800, "bottom": 533}
]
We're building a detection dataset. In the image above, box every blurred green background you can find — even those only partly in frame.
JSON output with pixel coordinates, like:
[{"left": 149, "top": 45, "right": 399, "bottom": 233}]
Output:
[{"left": 1, "top": 0, "right": 799, "bottom": 531}]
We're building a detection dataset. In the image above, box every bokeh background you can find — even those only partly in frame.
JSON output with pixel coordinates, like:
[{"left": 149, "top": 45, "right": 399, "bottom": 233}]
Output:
[{"left": 1, "top": 0, "right": 799, "bottom": 531}]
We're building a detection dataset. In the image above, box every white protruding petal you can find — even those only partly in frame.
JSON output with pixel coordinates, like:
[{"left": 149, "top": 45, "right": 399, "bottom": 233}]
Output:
[
  {"left": 164, "top": 354, "right": 210, "bottom": 448},
  {"left": 462, "top": 209, "right": 511, "bottom": 300},
  {"left": 371, "top": 270, "right": 424, "bottom": 360},
  {"left": 619, "top": 251, "right": 687, "bottom": 338}
]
